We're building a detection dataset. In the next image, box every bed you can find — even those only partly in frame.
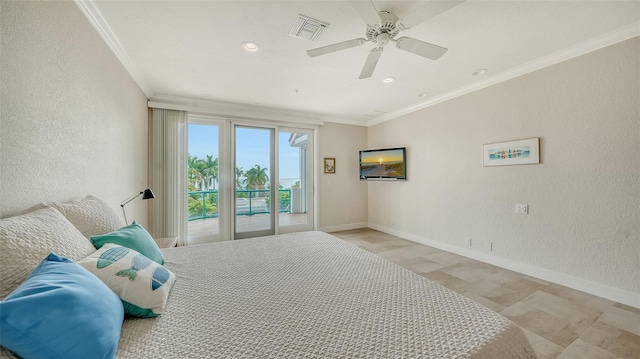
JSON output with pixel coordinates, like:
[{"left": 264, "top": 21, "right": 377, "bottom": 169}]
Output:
[{"left": 1, "top": 197, "right": 536, "bottom": 358}]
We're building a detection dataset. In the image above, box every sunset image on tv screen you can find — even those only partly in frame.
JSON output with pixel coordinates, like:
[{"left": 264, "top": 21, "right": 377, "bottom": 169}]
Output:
[{"left": 360, "top": 149, "right": 405, "bottom": 178}]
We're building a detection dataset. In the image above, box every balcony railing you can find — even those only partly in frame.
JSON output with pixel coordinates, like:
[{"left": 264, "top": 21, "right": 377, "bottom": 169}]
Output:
[{"left": 188, "top": 189, "right": 292, "bottom": 221}]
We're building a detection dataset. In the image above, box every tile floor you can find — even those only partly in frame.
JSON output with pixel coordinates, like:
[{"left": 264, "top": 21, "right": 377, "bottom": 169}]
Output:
[{"left": 332, "top": 228, "right": 639, "bottom": 359}]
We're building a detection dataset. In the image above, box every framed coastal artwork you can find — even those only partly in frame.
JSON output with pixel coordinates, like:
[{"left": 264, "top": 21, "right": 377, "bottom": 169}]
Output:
[
  {"left": 324, "top": 157, "right": 336, "bottom": 174},
  {"left": 483, "top": 138, "right": 540, "bottom": 167}
]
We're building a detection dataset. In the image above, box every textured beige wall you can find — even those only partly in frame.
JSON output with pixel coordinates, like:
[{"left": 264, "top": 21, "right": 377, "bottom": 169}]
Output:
[
  {"left": 318, "top": 122, "right": 368, "bottom": 231},
  {"left": 368, "top": 38, "right": 639, "bottom": 295},
  {"left": 0, "top": 2, "right": 149, "bottom": 225}
]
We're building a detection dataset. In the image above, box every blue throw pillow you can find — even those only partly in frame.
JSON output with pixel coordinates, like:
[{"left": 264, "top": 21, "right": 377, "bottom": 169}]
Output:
[
  {"left": 90, "top": 221, "right": 164, "bottom": 264},
  {"left": 0, "top": 253, "right": 124, "bottom": 359}
]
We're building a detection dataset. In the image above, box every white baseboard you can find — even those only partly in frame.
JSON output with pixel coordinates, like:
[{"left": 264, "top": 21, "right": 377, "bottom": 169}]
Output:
[
  {"left": 368, "top": 223, "right": 640, "bottom": 309},
  {"left": 321, "top": 222, "right": 368, "bottom": 233}
]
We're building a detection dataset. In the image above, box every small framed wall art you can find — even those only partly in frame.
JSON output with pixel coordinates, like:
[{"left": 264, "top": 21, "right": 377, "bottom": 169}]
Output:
[
  {"left": 324, "top": 158, "right": 336, "bottom": 174},
  {"left": 483, "top": 138, "right": 540, "bottom": 167}
]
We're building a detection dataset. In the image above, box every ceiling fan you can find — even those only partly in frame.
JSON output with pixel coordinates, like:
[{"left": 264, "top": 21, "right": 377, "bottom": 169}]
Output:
[{"left": 307, "top": 0, "right": 466, "bottom": 79}]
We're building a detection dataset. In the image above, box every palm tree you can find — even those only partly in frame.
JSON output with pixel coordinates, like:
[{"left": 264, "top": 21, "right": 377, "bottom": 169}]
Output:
[
  {"left": 235, "top": 167, "right": 246, "bottom": 190},
  {"left": 187, "top": 155, "right": 205, "bottom": 190},
  {"left": 245, "top": 164, "right": 269, "bottom": 195},
  {"left": 203, "top": 155, "right": 218, "bottom": 190}
]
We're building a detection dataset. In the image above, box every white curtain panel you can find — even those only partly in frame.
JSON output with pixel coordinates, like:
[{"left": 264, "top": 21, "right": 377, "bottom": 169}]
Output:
[{"left": 149, "top": 108, "right": 188, "bottom": 246}]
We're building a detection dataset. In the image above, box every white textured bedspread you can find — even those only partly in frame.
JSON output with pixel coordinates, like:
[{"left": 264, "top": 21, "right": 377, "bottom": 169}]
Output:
[{"left": 116, "top": 231, "right": 535, "bottom": 358}]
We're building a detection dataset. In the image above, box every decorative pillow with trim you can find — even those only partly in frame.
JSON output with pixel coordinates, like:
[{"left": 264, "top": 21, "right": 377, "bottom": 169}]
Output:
[
  {"left": 0, "top": 206, "right": 96, "bottom": 299},
  {"left": 0, "top": 253, "right": 123, "bottom": 359},
  {"left": 77, "top": 243, "right": 176, "bottom": 318},
  {"left": 90, "top": 221, "right": 164, "bottom": 264}
]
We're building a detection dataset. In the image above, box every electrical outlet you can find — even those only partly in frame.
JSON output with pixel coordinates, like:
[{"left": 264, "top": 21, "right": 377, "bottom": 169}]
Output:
[
  {"left": 465, "top": 237, "right": 472, "bottom": 247},
  {"left": 345, "top": 216, "right": 349, "bottom": 223},
  {"left": 515, "top": 204, "right": 529, "bottom": 214}
]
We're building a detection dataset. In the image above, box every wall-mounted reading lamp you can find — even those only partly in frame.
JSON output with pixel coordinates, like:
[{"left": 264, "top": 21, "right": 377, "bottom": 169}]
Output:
[{"left": 120, "top": 188, "right": 155, "bottom": 224}]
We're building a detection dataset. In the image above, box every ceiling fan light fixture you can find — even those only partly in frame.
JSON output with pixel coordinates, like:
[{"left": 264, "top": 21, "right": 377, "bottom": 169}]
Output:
[
  {"left": 241, "top": 41, "right": 261, "bottom": 53},
  {"left": 383, "top": 77, "right": 395, "bottom": 83},
  {"left": 472, "top": 68, "right": 487, "bottom": 76},
  {"left": 307, "top": 1, "right": 465, "bottom": 79}
]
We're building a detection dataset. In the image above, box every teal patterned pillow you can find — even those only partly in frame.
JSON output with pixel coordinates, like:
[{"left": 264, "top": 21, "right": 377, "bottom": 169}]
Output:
[
  {"left": 90, "top": 221, "right": 164, "bottom": 264},
  {"left": 78, "top": 244, "right": 176, "bottom": 318}
]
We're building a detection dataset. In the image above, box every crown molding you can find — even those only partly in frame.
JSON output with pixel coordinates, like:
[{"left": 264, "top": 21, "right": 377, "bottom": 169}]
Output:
[
  {"left": 367, "top": 21, "right": 640, "bottom": 127},
  {"left": 148, "top": 94, "right": 330, "bottom": 126},
  {"left": 74, "top": 0, "right": 153, "bottom": 98}
]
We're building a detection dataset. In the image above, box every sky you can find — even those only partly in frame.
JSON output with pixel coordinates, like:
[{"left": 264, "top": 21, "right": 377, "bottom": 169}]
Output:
[{"left": 188, "top": 124, "right": 301, "bottom": 185}]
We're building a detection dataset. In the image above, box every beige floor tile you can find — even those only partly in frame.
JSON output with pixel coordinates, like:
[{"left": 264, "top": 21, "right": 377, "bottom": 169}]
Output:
[
  {"left": 366, "top": 241, "right": 413, "bottom": 254},
  {"left": 422, "top": 270, "right": 470, "bottom": 293},
  {"left": 607, "top": 331, "right": 640, "bottom": 359},
  {"left": 540, "top": 283, "right": 615, "bottom": 313},
  {"left": 460, "top": 291, "right": 506, "bottom": 313},
  {"left": 441, "top": 260, "right": 501, "bottom": 282},
  {"left": 520, "top": 290, "right": 602, "bottom": 327},
  {"left": 423, "top": 250, "right": 468, "bottom": 266},
  {"left": 556, "top": 339, "right": 621, "bottom": 359},
  {"left": 460, "top": 275, "right": 543, "bottom": 308},
  {"left": 501, "top": 301, "right": 578, "bottom": 347},
  {"left": 599, "top": 305, "right": 640, "bottom": 336},
  {"left": 522, "top": 328, "right": 564, "bottom": 359},
  {"left": 580, "top": 320, "right": 640, "bottom": 359},
  {"left": 614, "top": 303, "right": 640, "bottom": 315},
  {"left": 407, "top": 259, "right": 446, "bottom": 274}
]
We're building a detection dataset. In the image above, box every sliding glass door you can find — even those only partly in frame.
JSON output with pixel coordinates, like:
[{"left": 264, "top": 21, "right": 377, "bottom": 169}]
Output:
[
  {"left": 187, "top": 116, "right": 314, "bottom": 243},
  {"left": 278, "top": 128, "right": 313, "bottom": 234},
  {"left": 186, "top": 117, "right": 230, "bottom": 244},
  {"left": 234, "top": 126, "right": 275, "bottom": 239}
]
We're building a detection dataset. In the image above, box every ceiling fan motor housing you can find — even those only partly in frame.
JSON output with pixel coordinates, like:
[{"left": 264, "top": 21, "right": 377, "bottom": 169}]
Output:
[{"left": 365, "top": 11, "right": 399, "bottom": 44}]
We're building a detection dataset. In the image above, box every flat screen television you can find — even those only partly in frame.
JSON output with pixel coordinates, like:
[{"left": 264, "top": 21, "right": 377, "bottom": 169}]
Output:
[{"left": 359, "top": 147, "right": 406, "bottom": 181}]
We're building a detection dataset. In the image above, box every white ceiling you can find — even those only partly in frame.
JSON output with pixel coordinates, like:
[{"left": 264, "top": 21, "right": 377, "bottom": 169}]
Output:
[{"left": 85, "top": 0, "right": 639, "bottom": 126}]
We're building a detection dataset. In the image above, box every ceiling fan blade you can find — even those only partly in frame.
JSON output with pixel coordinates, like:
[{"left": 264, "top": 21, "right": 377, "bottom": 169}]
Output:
[
  {"left": 359, "top": 47, "right": 383, "bottom": 79},
  {"left": 395, "top": 37, "right": 447, "bottom": 60},
  {"left": 399, "top": 0, "right": 466, "bottom": 29},
  {"left": 348, "top": 0, "right": 382, "bottom": 26},
  {"left": 307, "top": 38, "right": 367, "bottom": 57}
]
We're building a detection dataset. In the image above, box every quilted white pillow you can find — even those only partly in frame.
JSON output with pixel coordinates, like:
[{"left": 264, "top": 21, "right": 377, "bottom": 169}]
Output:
[
  {"left": 52, "top": 195, "right": 126, "bottom": 238},
  {"left": 28, "top": 195, "right": 126, "bottom": 238},
  {"left": 78, "top": 243, "right": 176, "bottom": 318},
  {"left": 0, "top": 207, "right": 96, "bottom": 299}
]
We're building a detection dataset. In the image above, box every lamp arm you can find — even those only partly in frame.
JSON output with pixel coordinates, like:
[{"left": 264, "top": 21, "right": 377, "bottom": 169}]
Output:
[{"left": 120, "top": 191, "right": 143, "bottom": 207}]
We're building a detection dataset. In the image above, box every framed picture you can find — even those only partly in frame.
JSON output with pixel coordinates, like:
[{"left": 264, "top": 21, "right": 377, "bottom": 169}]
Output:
[
  {"left": 483, "top": 138, "right": 540, "bottom": 167},
  {"left": 324, "top": 157, "right": 336, "bottom": 174}
]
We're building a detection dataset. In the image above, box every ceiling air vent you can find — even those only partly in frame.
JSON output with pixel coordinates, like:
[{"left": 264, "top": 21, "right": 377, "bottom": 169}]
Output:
[{"left": 289, "top": 14, "right": 329, "bottom": 42}]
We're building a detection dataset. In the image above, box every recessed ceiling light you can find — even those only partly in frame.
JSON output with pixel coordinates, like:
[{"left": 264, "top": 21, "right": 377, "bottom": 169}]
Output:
[
  {"left": 418, "top": 92, "right": 429, "bottom": 97},
  {"left": 241, "top": 41, "right": 260, "bottom": 53},
  {"left": 383, "top": 77, "right": 395, "bottom": 83},
  {"left": 471, "top": 69, "right": 487, "bottom": 76}
]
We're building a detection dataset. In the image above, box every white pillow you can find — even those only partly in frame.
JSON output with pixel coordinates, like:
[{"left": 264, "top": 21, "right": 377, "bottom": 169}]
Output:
[
  {"left": 27, "top": 195, "right": 126, "bottom": 238},
  {"left": 0, "top": 207, "right": 97, "bottom": 299},
  {"left": 77, "top": 243, "right": 176, "bottom": 318}
]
